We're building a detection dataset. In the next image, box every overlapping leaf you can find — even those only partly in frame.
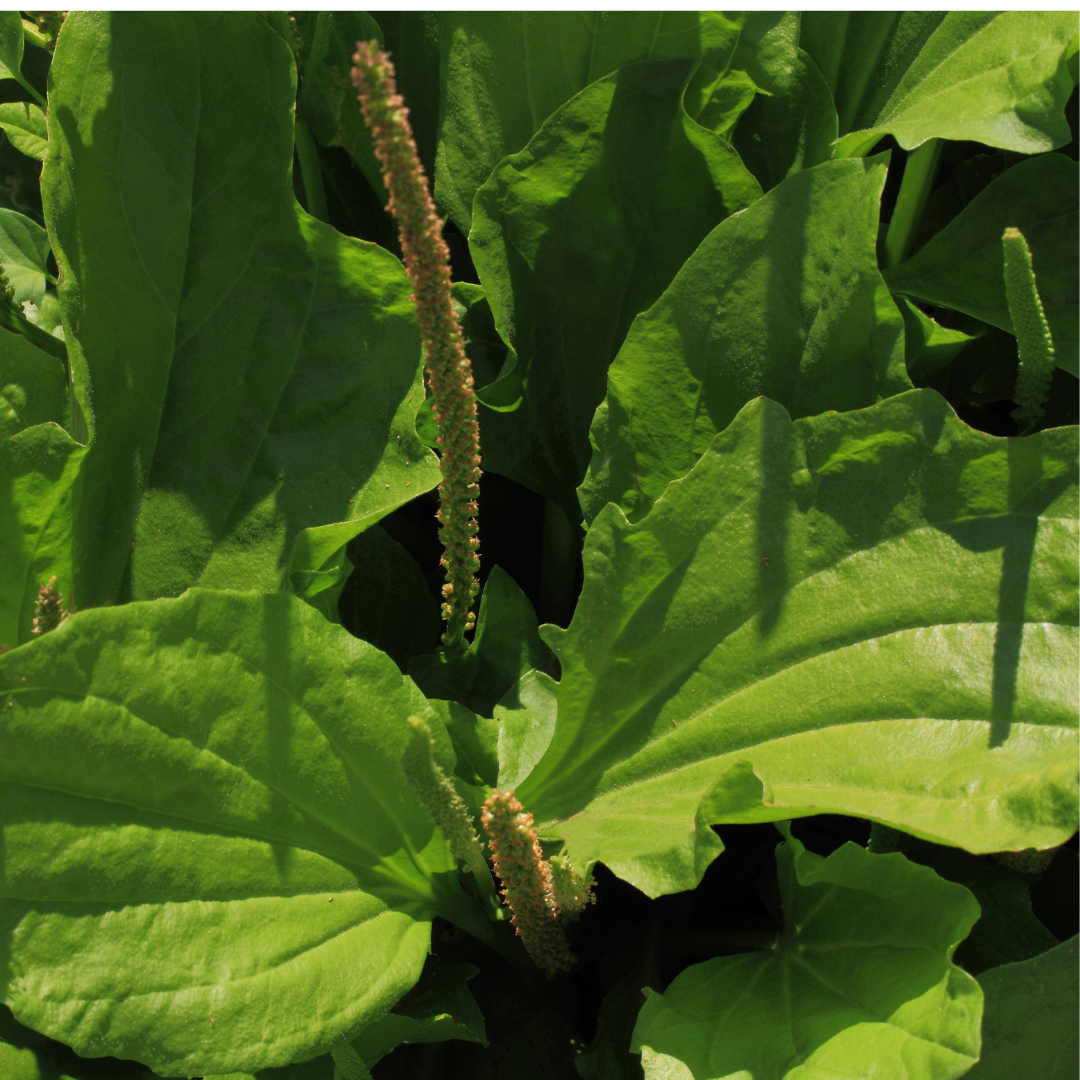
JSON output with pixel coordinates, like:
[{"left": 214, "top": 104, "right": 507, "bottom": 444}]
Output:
[
  {"left": 517, "top": 391, "right": 1078, "bottom": 898},
  {"left": 632, "top": 829, "right": 982, "bottom": 1080},
  {"left": 42, "top": 12, "right": 439, "bottom": 611},
  {"left": 885, "top": 154, "right": 1079, "bottom": 377},
  {"left": 801, "top": 12, "right": 1078, "bottom": 158},
  {"left": 471, "top": 57, "right": 761, "bottom": 515},
  {"left": 581, "top": 154, "right": 910, "bottom": 525},
  {"left": 435, "top": 11, "right": 791, "bottom": 232},
  {"left": 0, "top": 589, "right": 494, "bottom": 1076}
]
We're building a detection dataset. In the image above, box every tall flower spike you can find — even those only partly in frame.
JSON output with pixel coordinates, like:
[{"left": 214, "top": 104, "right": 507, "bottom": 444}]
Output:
[
  {"left": 352, "top": 42, "right": 482, "bottom": 652},
  {"left": 481, "top": 790, "right": 576, "bottom": 976}
]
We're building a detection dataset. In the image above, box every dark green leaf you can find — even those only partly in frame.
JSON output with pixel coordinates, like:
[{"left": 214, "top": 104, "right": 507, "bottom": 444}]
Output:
[
  {"left": 632, "top": 828, "right": 982, "bottom": 1080},
  {"left": 801, "top": 12, "right": 1077, "bottom": 157},
  {"left": 732, "top": 48, "right": 838, "bottom": 191},
  {"left": 968, "top": 937, "right": 1079, "bottom": 1079},
  {"left": 896, "top": 298, "right": 984, "bottom": 383},
  {"left": 581, "top": 155, "right": 910, "bottom": 525},
  {"left": 518, "top": 391, "right": 1078, "bottom": 898},
  {"left": 471, "top": 58, "right": 761, "bottom": 515},
  {"left": 436, "top": 11, "right": 787, "bottom": 232},
  {"left": 296, "top": 11, "right": 387, "bottom": 203},
  {"left": 410, "top": 565, "right": 551, "bottom": 718},
  {"left": 885, "top": 154, "right": 1079, "bottom": 377},
  {"left": 0, "top": 589, "right": 493, "bottom": 1076},
  {"left": 341, "top": 525, "right": 441, "bottom": 670},
  {"left": 42, "top": 12, "right": 439, "bottom": 610}
]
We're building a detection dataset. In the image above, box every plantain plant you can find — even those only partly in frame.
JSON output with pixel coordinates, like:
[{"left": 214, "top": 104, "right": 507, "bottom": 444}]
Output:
[{"left": 0, "top": 11, "right": 1077, "bottom": 1080}]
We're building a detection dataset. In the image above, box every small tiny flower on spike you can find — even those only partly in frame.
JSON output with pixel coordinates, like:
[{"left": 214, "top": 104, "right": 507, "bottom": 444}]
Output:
[
  {"left": 548, "top": 853, "right": 596, "bottom": 920},
  {"left": 32, "top": 576, "right": 66, "bottom": 636},
  {"left": 481, "top": 789, "right": 575, "bottom": 975},
  {"left": 351, "top": 41, "right": 482, "bottom": 652}
]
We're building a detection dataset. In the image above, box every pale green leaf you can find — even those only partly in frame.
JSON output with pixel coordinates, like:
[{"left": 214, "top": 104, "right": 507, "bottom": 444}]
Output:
[
  {"left": 581, "top": 155, "right": 910, "bottom": 526},
  {"left": 0, "top": 208, "right": 49, "bottom": 305},
  {"left": 517, "top": 391, "right": 1078, "bottom": 898},
  {"left": 803, "top": 12, "right": 1078, "bottom": 158},
  {"left": 632, "top": 829, "right": 982, "bottom": 1080},
  {"left": 0, "top": 589, "right": 494, "bottom": 1076},
  {"left": 0, "top": 102, "right": 46, "bottom": 161},
  {"left": 42, "top": 12, "right": 439, "bottom": 610}
]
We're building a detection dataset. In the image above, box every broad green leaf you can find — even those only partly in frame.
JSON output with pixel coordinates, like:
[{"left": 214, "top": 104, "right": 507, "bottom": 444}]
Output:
[
  {"left": 896, "top": 298, "right": 983, "bottom": 383},
  {"left": 471, "top": 58, "right": 761, "bottom": 516},
  {"left": 410, "top": 565, "right": 551, "bottom": 718},
  {"left": 801, "top": 12, "right": 1077, "bottom": 158},
  {"left": 436, "top": 11, "right": 789, "bottom": 232},
  {"left": 0, "top": 102, "right": 46, "bottom": 161},
  {"left": 0, "top": 12, "right": 25, "bottom": 83},
  {"left": 632, "top": 829, "right": 982, "bottom": 1080},
  {"left": 732, "top": 48, "right": 838, "bottom": 191},
  {"left": 0, "top": 589, "right": 496, "bottom": 1076},
  {"left": 581, "top": 155, "right": 910, "bottom": 526},
  {"left": 516, "top": 391, "right": 1079, "bottom": 899},
  {"left": 0, "top": 208, "right": 49, "bottom": 305},
  {"left": 968, "top": 937, "right": 1079, "bottom": 1078},
  {"left": 885, "top": 154, "right": 1079, "bottom": 378},
  {"left": 42, "top": 12, "right": 440, "bottom": 611}
]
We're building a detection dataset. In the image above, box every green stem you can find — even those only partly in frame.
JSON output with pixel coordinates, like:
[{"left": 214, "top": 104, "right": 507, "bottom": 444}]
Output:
[
  {"left": 295, "top": 117, "right": 329, "bottom": 223},
  {"left": 16, "top": 74, "right": 46, "bottom": 111},
  {"left": 0, "top": 305, "right": 67, "bottom": 360},
  {"left": 882, "top": 138, "right": 942, "bottom": 270}
]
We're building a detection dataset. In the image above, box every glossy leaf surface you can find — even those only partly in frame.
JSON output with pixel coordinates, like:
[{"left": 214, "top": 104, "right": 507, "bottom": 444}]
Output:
[
  {"left": 0, "top": 589, "right": 489, "bottom": 1076},
  {"left": 801, "top": 12, "right": 1078, "bottom": 157},
  {"left": 632, "top": 829, "right": 982, "bottom": 1080},
  {"left": 471, "top": 58, "right": 760, "bottom": 514},
  {"left": 581, "top": 155, "right": 909, "bottom": 525},
  {"left": 519, "top": 392, "right": 1079, "bottom": 898},
  {"left": 968, "top": 937, "right": 1079, "bottom": 1078},
  {"left": 885, "top": 154, "right": 1079, "bottom": 377},
  {"left": 43, "top": 12, "right": 439, "bottom": 610}
]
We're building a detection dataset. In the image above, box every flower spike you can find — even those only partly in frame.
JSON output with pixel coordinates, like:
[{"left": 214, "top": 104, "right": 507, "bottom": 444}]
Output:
[
  {"left": 351, "top": 41, "right": 482, "bottom": 651},
  {"left": 481, "top": 789, "right": 576, "bottom": 975}
]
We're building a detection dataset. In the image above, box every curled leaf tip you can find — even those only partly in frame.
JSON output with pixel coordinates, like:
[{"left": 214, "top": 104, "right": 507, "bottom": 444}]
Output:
[
  {"left": 481, "top": 789, "right": 576, "bottom": 975},
  {"left": 352, "top": 41, "right": 482, "bottom": 652}
]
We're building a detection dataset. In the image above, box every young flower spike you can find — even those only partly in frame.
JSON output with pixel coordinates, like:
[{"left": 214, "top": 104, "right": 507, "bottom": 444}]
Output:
[
  {"left": 400, "top": 715, "right": 490, "bottom": 884},
  {"left": 352, "top": 42, "right": 482, "bottom": 652},
  {"left": 32, "top": 576, "right": 65, "bottom": 636},
  {"left": 481, "top": 790, "right": 576, "bottom": 975}
]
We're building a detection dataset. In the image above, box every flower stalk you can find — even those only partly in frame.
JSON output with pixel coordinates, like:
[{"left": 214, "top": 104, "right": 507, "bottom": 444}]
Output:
[
  {"left": 351, "top": 42, "right": 481, "bottom": 652},
  {"left": 32, "top": 576, "right": 66, "bottom": 635},
  {"left": 481, "top": 790, "right": 576, "bottom": 975}
]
